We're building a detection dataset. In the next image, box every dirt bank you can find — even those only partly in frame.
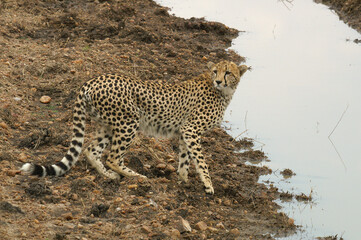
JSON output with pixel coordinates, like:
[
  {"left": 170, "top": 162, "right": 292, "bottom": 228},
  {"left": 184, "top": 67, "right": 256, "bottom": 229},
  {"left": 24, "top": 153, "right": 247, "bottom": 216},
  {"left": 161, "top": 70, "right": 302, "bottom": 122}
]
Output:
[
  {"left": 0, "top": 0, "right": 298, "bottom": 239},
  {"left": 316, "top": 0, "right": 361, "bottom": 33}
]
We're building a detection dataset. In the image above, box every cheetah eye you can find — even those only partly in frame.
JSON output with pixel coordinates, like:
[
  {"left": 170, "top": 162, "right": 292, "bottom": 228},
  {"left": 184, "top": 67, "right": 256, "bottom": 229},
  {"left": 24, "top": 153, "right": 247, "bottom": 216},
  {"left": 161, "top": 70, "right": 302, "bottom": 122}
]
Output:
[
  {"left": 213, "top": 70, "right": 217, "bottom": 75},
  {"left": 225, "top": 71, "right": 231, "bottom": 75}
]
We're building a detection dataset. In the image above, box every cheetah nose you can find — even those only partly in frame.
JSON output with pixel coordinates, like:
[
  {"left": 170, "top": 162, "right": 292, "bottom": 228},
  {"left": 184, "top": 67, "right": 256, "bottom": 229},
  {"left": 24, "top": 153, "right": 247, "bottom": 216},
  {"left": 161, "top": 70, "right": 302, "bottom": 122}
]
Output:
[{"left": 215, "top": 80, "right": 222, "bottom": 85}]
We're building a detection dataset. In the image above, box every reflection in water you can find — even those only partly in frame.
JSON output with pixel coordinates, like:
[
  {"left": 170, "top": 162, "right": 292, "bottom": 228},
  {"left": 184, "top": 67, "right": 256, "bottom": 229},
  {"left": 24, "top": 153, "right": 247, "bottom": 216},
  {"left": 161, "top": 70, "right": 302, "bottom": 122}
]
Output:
[{"left": 156, "top": 0, "right": 361, "bottom": 239}]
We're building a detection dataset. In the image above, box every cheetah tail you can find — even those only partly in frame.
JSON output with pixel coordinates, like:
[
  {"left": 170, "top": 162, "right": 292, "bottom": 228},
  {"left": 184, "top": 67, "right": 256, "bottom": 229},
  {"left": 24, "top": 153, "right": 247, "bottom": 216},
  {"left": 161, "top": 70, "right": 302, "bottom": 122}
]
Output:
[{"left": 20, "top": 92, "right": 87, "bottom": 177}]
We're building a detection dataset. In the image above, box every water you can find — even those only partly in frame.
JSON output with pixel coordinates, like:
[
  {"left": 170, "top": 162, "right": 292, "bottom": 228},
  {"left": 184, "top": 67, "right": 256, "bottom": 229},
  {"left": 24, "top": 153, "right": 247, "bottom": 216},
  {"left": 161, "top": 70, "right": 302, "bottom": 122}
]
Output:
[{"left": 156, "top": 0, "right": 361, "bottom": 239}]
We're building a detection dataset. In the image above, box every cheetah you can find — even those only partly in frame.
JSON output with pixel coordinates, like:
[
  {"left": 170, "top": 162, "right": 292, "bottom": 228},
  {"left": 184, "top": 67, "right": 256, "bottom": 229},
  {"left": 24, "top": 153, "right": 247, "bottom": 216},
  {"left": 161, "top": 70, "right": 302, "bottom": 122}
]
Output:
[{"left": 21, "top": 60, "right": 249, "bottom": 194}]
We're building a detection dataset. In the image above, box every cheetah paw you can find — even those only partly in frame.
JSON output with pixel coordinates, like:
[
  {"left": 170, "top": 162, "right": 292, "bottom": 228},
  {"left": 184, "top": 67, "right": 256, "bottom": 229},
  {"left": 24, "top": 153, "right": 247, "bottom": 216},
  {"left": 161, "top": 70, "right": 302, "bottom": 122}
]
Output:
[
  {"left": 205, "top": 185, "right": 214, "bottom": 195},
  {"left": 177, "top": 175, "right": 188, "bottom": 183},
  {"left": 106, "top": 170, "right": 121, "bottom": 180}
]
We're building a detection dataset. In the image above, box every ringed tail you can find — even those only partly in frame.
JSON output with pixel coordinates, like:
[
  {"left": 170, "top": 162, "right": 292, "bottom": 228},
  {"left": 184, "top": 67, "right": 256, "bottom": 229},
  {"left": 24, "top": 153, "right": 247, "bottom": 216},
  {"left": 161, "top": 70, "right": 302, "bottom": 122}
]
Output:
[{"left": 20, "top": 89, "right": 87, "bottom": 177}]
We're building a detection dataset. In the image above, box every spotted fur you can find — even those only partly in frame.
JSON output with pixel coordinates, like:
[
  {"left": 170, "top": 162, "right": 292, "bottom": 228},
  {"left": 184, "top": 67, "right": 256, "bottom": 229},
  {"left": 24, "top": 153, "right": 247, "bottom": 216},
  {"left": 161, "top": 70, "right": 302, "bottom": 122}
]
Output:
[{"left": 21, "top": 60, "right": 249, "bottom": 194}]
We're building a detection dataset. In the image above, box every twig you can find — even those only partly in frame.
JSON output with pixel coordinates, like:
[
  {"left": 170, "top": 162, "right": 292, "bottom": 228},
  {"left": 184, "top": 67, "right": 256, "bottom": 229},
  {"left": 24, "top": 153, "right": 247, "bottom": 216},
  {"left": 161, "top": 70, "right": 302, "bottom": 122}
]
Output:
[
  {"left": 328, "top": 104, "right": 349, "bottom": 171},
  {"left": 279, "top": 0, "right": 294, "bottom": 11},
  {"left": 232, "top": 129, "right": 248, "bottom": 142},
  {"left": 328, "top": 104, "right": 349, "bottom": 138}
]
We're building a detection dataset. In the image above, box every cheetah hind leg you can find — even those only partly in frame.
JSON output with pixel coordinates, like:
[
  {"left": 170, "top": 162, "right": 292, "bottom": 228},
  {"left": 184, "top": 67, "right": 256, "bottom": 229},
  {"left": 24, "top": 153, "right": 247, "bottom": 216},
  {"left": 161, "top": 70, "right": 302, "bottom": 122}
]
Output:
[
  {"left": 105, "top": 122, "right": 146, "bottom": 178},
  {"left": 177, "top": 138, "right": 190, "bottom": 183},
  {"left": 83, "top": 124, "right": 120, "bottom": 179}
]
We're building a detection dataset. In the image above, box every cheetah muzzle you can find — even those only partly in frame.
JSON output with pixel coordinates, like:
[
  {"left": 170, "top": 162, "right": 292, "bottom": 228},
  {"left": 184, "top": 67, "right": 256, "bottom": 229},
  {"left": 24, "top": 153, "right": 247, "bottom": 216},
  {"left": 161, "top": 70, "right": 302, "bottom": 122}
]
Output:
[{"left": 21, "top": 60, "right": 249, "bottom": 194}]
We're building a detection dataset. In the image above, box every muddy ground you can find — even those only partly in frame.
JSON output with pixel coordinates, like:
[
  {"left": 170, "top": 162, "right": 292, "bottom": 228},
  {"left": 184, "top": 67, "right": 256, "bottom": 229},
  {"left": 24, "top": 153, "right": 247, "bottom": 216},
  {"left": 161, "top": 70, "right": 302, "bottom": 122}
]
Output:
[
  {"left": 0, "top": 0, "right": 357, "bottom": 239},
  {"left": 316, "top": 0, "right": 361, "bottom": 33}
]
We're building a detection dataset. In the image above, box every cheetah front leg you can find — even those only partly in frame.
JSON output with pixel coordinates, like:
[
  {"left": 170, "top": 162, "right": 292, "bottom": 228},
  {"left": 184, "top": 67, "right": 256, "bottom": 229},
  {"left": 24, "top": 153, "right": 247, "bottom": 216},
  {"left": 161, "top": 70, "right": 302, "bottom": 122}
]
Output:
[
  {"left": 83, "top": 124, "right": 119, "bottom": 179},
  {"left": 181, "top": 132, "right": 214, "bottom": 194}
]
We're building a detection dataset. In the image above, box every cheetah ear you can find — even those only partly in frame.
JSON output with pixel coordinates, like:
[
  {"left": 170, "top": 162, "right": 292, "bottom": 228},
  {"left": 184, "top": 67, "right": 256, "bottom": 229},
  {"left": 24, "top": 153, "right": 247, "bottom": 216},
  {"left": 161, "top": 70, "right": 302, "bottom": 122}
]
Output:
[
  {"left": 239, "top": 65, "right": 250, "bottom": 76},
  {"left": 207, "top": 62, "right": 215, "bottom": 70}
]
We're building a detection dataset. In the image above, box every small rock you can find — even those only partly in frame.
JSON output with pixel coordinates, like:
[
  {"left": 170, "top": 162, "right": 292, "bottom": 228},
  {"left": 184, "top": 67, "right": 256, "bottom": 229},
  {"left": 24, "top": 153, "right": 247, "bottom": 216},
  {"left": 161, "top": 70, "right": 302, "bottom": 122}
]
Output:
[
  {"left": 288, "top": 218, "right": 295, "bottom": 226},
  {"left": 127, "top": 184, "right": 138, "bottom": 189},
  {"left": 40, "top": 95, "right": 51, "bottom": 104},
  {"left": 0, "top": 122, "right": 8, "bottom": 130},
  {"left": 230, "top": 228, "right": 241, "bottom": 236},
  {"left": 178, "top": 217, "right": 192, "bottom": 233},
  {"left": 223, "top": 198, "right": 231, "bottom": 206},
  {"left": 165, "top": 164, "right": 176, "bottom": 172},
  {"left": 71, "top": 193, "right": 78, "bottom": 201},
  {"left": 167, "top": 158, "right": 175, "bottom": 163},
  {"left": 62, "top": 212, "right": 73, "bottom": 221},
  {"left": 18, "top": 152, "right": 28, "bottom": 162},
  {"left": 156, "top": 163, "right": 166, "bottom": 169},
  {"left": 208, "top": 227, "right": 218, "bottom": 232},
  {"left": 195, "top": 221, "right": 208, "bottom": 231},
  {"left": 216, "top": 222, "right": 225, "bottom": 229},
  {"left": 170, "top": 229, "right": 180, "bottom": 239},
  {"left": 6, "top": 170, "right": 20, "bottom": 177},
  {"left": 141, "top": 225, "right": 152, "bottom": 233}
]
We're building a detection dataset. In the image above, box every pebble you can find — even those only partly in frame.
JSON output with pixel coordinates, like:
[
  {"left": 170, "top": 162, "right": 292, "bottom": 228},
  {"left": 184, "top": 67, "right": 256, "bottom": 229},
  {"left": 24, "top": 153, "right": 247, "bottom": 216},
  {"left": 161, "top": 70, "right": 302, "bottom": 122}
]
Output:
[
  {"left": 18, "top": 153, "right": 28, "bottom": 162},
  {"left": 62, "top": 213, "right": 73, "bottom": 221},
  {"left": 288, "top": 218, "right": 295, "bottom": 226},
  {"left": 223, "top": 198, "right": 231, "bottom": 206},
  {"left": 216, "top": 222, "right": 225, "bottom": 229},
  {"left": 0, "top": 122, "right": 8, "bottom": 130},
  {"left": 170, "top": 229, "right": 180, "bottom": 239},
  {"left": 141, "top": 225, "right": 152, "bottom": 233},
  {"left": 71, "top": 193, "right": 79, "bottom": 201},
  {"left": 165, "top": 164, "right": 176, "bottom": 172},
  {"left": 40, "top": 95, "right": 51, "bottom": 104},
  {"left": 208, "top": 227, "right": 218, "bottom": 232},
  {"left": 6, "top": 170, "right": 19, "bottom": 177},
  {"left": 127, "top": 184, "right": 138, "bottom": 189},
  {"left": 230, "top": 228, "right": 241, "bottom": 236},
  {"left": 156, "top": 163, "right": 166, "bottom": 169},
  {"left": 195, "top": 221, "right": 208, "bottom": 231},
  {"left": 178, "top": 217, "right": 192, "bottom": 233}
]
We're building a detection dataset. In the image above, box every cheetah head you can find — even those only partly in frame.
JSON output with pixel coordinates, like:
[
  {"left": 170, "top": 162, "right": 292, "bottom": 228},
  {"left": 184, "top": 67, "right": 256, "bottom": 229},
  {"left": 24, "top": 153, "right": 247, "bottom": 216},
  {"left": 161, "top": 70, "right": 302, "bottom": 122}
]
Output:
[{"left": 207, "top": 60, "right": 249, "bottom": 96}]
